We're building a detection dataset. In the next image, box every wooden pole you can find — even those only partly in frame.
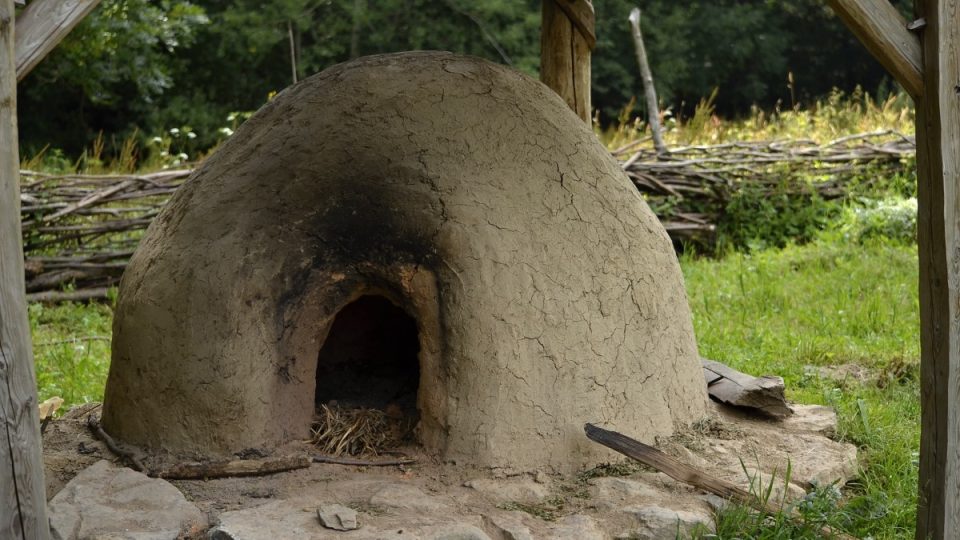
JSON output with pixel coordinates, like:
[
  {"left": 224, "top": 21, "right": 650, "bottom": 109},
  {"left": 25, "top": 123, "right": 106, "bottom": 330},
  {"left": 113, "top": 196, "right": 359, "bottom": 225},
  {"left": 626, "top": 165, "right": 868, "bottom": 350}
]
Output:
[
  {"left": 914, "top": 0, "right": 960, "bottom": 537},
  {"left": 540, "top": 0, "right": 595, "bottom": 123},
  {"left": 0, "top": 0, "right": 51, "bottom": 537},
  {"left": 628, "top": 7, "right": 667, "bottom": 155}
]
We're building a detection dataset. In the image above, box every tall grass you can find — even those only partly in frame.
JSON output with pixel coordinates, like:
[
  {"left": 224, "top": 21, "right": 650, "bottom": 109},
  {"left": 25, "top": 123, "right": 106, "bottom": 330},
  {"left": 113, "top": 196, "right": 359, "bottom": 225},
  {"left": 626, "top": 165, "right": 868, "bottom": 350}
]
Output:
[{"left": 600, "top": 88, "right": 915, "bottom": 151}]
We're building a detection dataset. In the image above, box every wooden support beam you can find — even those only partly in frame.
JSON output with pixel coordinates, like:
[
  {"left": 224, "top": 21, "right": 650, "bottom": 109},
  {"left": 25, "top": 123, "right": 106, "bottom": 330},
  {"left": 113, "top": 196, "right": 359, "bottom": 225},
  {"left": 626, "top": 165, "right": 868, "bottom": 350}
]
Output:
[
  {"left": 540, "top": 0, "right": 594, "bottom": 123},
  {"left": 0, "top": 0, "right": 51, "bottom": 537},
  {"left": 827, "top": 0, "right": 923, "bottom": 98},
  {"left": 914, "top": 0, "right": 960, "bottom": 537},
  {"left": 14, "top": 0, "right": 100, "bottom": 81}
]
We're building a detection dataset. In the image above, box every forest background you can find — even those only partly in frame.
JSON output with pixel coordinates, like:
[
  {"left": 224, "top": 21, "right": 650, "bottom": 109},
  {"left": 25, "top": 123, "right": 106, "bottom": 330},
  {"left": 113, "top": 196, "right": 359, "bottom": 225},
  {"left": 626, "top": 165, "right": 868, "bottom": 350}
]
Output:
[{"left": 18, "top": 0, "right": 914, "bottom": 160}]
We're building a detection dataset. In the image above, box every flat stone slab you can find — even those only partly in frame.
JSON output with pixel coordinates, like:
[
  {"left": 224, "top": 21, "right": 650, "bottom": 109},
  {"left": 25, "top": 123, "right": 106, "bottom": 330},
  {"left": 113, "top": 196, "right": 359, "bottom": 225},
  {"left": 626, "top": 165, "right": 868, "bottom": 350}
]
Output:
[
  {"left": 48, "top": 460, "right": 207, "bottom": 540},
  {"left": 464, "top": 478, "right": 550, "bottom": 504}
]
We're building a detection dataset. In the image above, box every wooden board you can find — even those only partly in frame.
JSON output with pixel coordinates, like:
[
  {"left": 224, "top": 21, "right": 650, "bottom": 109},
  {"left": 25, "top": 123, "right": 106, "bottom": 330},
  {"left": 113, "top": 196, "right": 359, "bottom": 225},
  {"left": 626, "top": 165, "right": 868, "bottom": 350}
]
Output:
[
  {"left": 826, "top": 0, "right": 923, "bottom": 98},
  {"left": 540, "top": 0, "right": 592, "bottom": 122},
  {"left": 0, "top": 0, "right": 50, "bottom": 537},
  {"left": 14, "top": 0, "right": 100, "bottom": 81},
  {"left": 914, "top": 0, "right": 960, "bottom": 537},
  {"left": 702, "top": 359, "right": 792, "bottom": 419}
]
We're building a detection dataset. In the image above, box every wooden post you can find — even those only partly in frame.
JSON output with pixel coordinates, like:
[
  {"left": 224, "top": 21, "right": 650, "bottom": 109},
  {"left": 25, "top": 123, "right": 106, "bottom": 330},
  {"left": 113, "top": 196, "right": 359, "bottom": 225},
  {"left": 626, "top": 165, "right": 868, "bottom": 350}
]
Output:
[
  {"left": 1, "top": 0, "right": 51, "bottom": 537},
  {"left": 628, "top": 7, "right": 667, "bottom": 155},
  {"left": 914, "top": 1, "right": 960, "bottom": 538},
  {"left": 540, "top": 0, "right": 595, "bottom": 122}
]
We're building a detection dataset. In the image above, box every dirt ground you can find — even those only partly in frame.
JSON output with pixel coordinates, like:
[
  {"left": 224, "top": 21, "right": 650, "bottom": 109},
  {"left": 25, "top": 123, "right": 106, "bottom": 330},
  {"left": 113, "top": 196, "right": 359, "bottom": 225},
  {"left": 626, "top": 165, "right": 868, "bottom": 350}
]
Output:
[{"left": 43, "top": 401, "right": 857, "bottom": 539}]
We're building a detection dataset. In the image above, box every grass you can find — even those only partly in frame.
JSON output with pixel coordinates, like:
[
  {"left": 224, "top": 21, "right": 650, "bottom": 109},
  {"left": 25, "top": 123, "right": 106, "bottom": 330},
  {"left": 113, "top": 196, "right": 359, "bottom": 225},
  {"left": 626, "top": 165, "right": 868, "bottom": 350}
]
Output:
[
  {"left": 683, "top": 238, "right": 919, "bottom": 539},
  {"left": 599, "top": 88, "right": 915, "bottom": 150},
  {"left": 30, "top": 300, "right": 113, "bottom": 406}
]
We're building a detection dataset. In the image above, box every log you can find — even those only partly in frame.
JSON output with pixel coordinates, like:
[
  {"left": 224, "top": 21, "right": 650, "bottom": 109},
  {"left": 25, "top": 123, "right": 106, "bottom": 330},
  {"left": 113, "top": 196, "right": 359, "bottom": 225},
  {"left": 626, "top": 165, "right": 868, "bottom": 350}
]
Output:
[
  {"left": 628, "top": 7, "right": 667, "bottom": 155},
  {"left": 156, "top": 454, "right": 311, "bottom": 479},
  {"left": 913, "top": 0, "right": 960, "bottom": 537},
  {"left": 540, "top": 0, "right": 593, "bottom": 122},
  {"left": 0, "top": 1, "right": 50, "bottom": 537},
  {"left": 702, "top": 358, "right": 792, "bottom": 419},
  {"left": 26, "top": 287, "right": 110, "bottom": 303},
  {"left": 312, "top": 454, "right": 416, "bottom": 467},
  {"left": 826, "top": 0, "right": 922, "bottom": 98},
  {"left": 14, "top": 0, "right": 100, "bottom": 81}
]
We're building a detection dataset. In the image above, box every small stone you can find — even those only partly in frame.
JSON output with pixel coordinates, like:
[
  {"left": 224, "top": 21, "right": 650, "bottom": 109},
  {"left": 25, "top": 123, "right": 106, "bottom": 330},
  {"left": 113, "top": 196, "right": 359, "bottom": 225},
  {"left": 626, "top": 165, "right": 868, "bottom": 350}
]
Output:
[
  {"left": 464, "top": 478, "right": 549, "bottom": 504},
  {"left": 48, "top": 460, "right": 206, "bottom": 540},
  {"left": 317, "top": 504, "right": 359, "bottom": 531},
  {"left": 782, "top": 404, "right": 838, "bottom": 436}
]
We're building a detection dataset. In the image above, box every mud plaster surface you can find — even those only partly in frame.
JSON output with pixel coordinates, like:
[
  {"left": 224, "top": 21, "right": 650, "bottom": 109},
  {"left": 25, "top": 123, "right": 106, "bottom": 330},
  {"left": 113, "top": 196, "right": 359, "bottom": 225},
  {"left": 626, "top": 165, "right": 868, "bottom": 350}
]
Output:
[
  {"left": 44, "top": 402, "right": 858, "bottom": 539},
  {"left": 102, "top": 52, "right": 707, "bottom": 472}
]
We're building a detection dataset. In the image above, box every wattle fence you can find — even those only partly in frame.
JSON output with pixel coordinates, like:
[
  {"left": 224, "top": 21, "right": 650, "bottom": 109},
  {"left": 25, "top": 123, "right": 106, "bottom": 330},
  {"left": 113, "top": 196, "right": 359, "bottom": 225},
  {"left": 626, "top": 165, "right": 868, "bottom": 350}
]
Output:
[{"left": 19, "top": 130, "right": 915, "bottom": 301}]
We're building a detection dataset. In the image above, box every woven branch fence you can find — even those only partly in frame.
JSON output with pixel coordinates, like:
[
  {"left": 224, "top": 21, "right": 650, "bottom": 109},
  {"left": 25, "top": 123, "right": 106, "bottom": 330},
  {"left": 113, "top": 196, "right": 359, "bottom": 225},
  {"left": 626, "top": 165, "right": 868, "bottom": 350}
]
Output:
[{"left": 19, "top": 130, "right": 915, "bottom": 301}]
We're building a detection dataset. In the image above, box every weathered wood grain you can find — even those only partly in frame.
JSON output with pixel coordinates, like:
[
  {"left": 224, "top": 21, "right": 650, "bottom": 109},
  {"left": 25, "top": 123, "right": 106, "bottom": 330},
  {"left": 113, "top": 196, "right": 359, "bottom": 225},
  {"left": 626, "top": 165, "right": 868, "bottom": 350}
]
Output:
[
  {"left": 914, "top": 0, "right": 960, "bottom": 537},
  {"left": 540, "top": 0, "right": 593, "bottom": 122},
  {"left": 702, "top": 359, "right": 792, "bottom": 419},
  {"left": 14, "top": 0, "right": 100, "bottom": 81},
  {"left": 827, "top": 0, "right": 923, "bottom": 98},
  {"left": 0, "top": 0, "right": 50, "bottom": 537}
]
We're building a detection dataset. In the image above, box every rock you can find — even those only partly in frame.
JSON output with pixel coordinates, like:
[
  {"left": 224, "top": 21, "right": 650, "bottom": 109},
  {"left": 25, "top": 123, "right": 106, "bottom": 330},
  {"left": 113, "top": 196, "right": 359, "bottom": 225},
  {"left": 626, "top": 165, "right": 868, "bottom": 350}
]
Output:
[
  {"left": 464, "top": 478, "right": 549, "bottom": 504},
  {"left": 546, "top": 514, "right": 605, "bottom": 540},
  {"left": 318, "top": 504, "right": 359, "bottom": 531},
  {"left": 590, "top": 477, "right": 660, "bottom": 500},
  {"left": 739, "top": 468, "right": 807, "bottom": 505},
  {"left": 423, "top": 523, "right": 492, "bottom": 540},
  {"left": 782, "top": 404, "right": 839, "bottom": 436},
  {"left": 214, "top": 500, "right": 325, "bottom": 538},
  {"left": 48, "top": 460, "right": 206, "bottom": 540},
  {"left": 482, "top": 513, "right": 534, "bottom": 540},
  {"left": 624, "top": 504, "right": 714, "bottom": 539},
  {"left": 370, "top": 484, "right": 448, "bottom": 512}
]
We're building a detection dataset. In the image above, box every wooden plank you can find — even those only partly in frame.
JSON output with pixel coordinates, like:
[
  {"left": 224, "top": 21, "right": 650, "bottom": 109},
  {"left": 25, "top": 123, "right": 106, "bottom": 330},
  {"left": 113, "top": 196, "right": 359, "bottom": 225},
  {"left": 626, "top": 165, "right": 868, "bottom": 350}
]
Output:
[
  {"left": 540, "top": 0, "right": 593, "bottom": 122},
  {"left": 702, "top": 358, "right": 792, "bottom": 418},
  {"left": 914, "top": 0, "right": 960, "bottom": 537},
  {"left": 826, "top": 0, "right": 923, "bottom": 98},
  {"left": 14, "top": 0, "right": 100, "bottom": 81},
  {"left": 0, "top": 0, "right": 50, "bottom": 537}
]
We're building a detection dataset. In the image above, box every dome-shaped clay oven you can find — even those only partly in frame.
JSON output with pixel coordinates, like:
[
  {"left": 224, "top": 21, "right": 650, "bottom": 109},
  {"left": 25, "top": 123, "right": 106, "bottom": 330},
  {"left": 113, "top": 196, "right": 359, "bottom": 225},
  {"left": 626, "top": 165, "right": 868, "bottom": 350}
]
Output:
[{"left": 102, "top": 52, "right": 708, "bottom": 472}]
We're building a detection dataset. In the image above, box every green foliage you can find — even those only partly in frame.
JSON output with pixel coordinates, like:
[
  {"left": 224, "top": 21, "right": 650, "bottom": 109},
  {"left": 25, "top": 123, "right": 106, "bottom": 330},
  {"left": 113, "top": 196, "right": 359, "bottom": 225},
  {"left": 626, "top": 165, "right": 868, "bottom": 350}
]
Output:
[
  {"left": 837, "top": 198, "right": 918, "bottom": 245},
  {"left": 717, "top": 183, "right": 839, "bottom": 252},
  {"left": 18, "top": 0, "right": 209, "bottom": 156},
  {"left": 19, "top": 0, "right": 919, "bottom": 159}
]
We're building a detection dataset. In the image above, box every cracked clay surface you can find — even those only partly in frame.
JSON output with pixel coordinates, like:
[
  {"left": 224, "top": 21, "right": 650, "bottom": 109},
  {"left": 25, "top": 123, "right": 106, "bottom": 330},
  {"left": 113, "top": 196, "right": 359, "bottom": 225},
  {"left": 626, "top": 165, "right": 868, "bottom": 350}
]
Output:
[{"left": 101, "top": 52, "right": 708, "bottom": 473}]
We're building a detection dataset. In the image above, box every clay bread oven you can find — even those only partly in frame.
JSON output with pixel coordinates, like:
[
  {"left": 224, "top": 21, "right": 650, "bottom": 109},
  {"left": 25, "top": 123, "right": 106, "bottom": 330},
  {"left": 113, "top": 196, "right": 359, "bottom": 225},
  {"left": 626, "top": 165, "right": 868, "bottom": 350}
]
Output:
[{"left": 101, "top": 52, "right": 708, "bottom": 472}]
